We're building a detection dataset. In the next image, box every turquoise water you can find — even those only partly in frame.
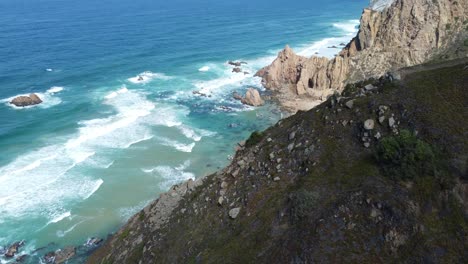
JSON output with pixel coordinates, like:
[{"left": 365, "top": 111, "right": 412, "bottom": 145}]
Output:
[{"left": 0, "top": 0, "right": 367, "bottom": 262}]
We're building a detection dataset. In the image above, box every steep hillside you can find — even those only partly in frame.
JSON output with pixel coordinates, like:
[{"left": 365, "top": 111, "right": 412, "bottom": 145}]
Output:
[
  {"left": 88, "top": 59, "right": 468, "bottom": 263},
  {"left": 256, "top": 0, "right": 468, "bottom": 112}
]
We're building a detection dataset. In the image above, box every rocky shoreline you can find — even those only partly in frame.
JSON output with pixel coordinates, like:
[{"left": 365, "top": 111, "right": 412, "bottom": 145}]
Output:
[{"left": 255, "top": 0, "right": 467, "bottom": 113}]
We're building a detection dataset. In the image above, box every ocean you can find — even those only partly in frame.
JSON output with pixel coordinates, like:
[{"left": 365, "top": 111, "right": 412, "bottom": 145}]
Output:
[{"left": 0, "top": 0, "right": 367, "bottom": 262}]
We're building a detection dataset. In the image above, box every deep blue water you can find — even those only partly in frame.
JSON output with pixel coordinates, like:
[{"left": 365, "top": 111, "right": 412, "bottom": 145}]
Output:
[{"left": 0, "top": 0, "right": 367, "bottom": 262}]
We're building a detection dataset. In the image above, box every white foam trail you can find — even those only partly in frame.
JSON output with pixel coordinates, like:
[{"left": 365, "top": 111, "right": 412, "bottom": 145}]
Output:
[
  {"left": 118, "top": 200, "right": 152, "bottom": 222},
  {"left": 156, "top": 137, "right": 196, "bottom": 153},
  {"left": 198, "top": 66, "right": 210, "bottom": 72},
  {"left": 127, "top": 71, "right": 172, "bottom": 84},
  {"left": 46, "top": 68, "right": 53, "bottom": 72},
  {"left": 151, "top": 160, "right": 195, "bottom": 189},
  {"left": 47, "top": 211, "right": 71, "bottom": 225},
  {"left": 124, "top": 134, "right": 154, "bottom": 148},
  {"left": 56, "top": 220, "right": 86, "bottom": 238},
  {"left": 46, "top": 86, "right": 64, "bottom": 94},
  {"left": 83, "top": 179, "right": 104, "bottom": 200}
]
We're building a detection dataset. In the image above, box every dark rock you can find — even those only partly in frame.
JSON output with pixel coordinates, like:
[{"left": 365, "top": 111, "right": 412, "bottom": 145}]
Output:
[
  {"left": 232, "top": 92, "right": 242, "bottom": 101},
  {"left": 232, "top": 67, "right": 242, "bottom": 73},
  {"left": 86, "top": 237, "right": 103, "bottom": 247},
  {"left": 10, "top": 94, "right": 43, "bottom": 107},
  {"left": 4, "top": 241, "right": 24, "bottom": 258},
  {"left": 228, "top": 61, "right": 242, "bottom": 67}
]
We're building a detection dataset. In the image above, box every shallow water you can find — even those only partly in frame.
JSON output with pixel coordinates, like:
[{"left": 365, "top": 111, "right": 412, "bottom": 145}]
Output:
[{"left": 0, "top": 0, "right": 367, "bottom": 262}]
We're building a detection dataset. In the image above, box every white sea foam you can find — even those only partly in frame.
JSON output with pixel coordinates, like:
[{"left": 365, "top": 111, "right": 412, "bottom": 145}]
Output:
[
  {"left": 118, "top": 200, "right": 152, "bottom": 222},
  {"left": 127, "top": 71, "right": 172, "bottom": 84},
  {"left": 297, "top": 20, "right": 360, "bottom": 58},
  {"left": 198, "top": 66, "right": 210, "bottom": 72},
  {"left": 46, "top": 68, "right": 53, "bottom": 72},
  {"left": 151, "top": 160, "right": 195, "bottom": 189},
  {"left": 47, "top": 211, "right": 71, "bottom": 225},
  {"left": 82, "top": 179, "right": 104, "bottom": 200},
  {"left": 46, "top": 86, "right": 64, "bottom": 94},
  {"left": 0, "top": 88, "right": 156, "bottom": 223},
  {"left": 56, "top": 220, "right": 86, "bottom": 238},
  {"left": 155, "top": 137, "right": 196, "bottom": 152}
]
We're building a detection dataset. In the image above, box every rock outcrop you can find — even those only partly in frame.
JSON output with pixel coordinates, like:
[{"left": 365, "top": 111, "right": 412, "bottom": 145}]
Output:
[
  {"left": 241, "top": 88, "right": 264, "bottom": 106},
  {"left": 10, "top": 93, "right": 43, "bottom": 107},
  {"left": 256, "top": 0, "right": 468, "bottom": 112}
]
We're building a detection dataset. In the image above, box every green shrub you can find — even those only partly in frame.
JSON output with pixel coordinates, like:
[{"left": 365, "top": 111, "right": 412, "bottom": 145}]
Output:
[
  {"left": 376, "top": 130, "right": 435, "bottom": 180},
  {"left": 464, "top": 39, "right": 468, "bottom": 47},
  {"left": 245, "top": 131, "right": 264, "bottom": 147},
  {"left": 289, "top": 189, "right": 320, "bottom": 223}
]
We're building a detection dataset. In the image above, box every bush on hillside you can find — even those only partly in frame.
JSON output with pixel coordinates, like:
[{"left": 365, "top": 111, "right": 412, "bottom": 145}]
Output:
[
  {"left": 246, "top": 131, "right": 264, "bottom": 147},
  {"left": 376, "top": 130, "right": 436, "bottom": 180}
]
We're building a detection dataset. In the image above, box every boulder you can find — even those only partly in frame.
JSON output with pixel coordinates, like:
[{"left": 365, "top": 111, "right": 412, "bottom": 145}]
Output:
[
  {"left": 86, "top": 237, "right": 103, "bottom": 247},
  {"left": 345, "top": 100, "right": 354, "bottom": 109},
  {"left": 4, "top": 241, "right": 24, "bottom": 258},
  {"left": 241, "top": 88, "right": 264, "bottom": 107},
  {"left": 10, "top": 94, "right": 43, "bottom": 107},
  {"left": 364, "top": 119, "right": 375, "bottom": 130},
  {"left": 229, "top": 208, "right": 241, "bottom": 219},
  {"left": 232, "top": 67, "right": 242, "bottom": 73},
  {"left": 54, "top": 247, "right": 76, "bottom": 264}
]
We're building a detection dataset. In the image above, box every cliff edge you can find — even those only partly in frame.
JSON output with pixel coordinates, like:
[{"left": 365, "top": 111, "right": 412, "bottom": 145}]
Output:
[{"left": 256, "top": 0, "right": 468, "bottom": 112}]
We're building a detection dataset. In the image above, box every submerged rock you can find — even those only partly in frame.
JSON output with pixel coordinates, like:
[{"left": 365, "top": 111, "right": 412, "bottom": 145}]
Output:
[{"left": 10, "top": 93, "right": 42, "bottom": 107}]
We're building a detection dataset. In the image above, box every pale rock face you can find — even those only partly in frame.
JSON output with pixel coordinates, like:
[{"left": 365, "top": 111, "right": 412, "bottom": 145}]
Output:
[
  {"left": 241, "top": 88, "right": 265, "bottom": 107},
  {"left": 256, "top": 0, "right": 468, "bottom": 112}
]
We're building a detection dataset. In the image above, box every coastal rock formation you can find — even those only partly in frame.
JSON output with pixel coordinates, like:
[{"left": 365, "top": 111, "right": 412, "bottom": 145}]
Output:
[
  {"left": 88, "top": 61, "right": 468, "bottom": 263},
  {"left": 10, "top": 93, "right": 43, "bottom": 107},
  {"left": 256, "top": 0, "right": 468, "bottom": 112},
  {"left": 241, "top": 88, "right": 264, "bottom": 106}
]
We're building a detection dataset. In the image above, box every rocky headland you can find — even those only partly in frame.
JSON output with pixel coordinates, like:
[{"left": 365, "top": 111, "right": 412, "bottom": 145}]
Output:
[{"left": 256, "top": 0, "right": 467, "bottom": 113}]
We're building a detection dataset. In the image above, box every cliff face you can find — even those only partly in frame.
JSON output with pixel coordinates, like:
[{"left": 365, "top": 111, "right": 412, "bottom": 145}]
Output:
[
  {"left": 256, "top": 0, "right": 468, "bottom": 111},
  {"left": 88, "top": 59, "right": 468, "bottom": 264}
]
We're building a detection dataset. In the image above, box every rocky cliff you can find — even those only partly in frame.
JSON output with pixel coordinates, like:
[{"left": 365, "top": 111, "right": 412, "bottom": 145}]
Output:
[
  {"left": 256, "top": 0, "right": 468, "bottom": 112},
  {"left": 88, "top": 58, "right": 468, "bottom": 263}
]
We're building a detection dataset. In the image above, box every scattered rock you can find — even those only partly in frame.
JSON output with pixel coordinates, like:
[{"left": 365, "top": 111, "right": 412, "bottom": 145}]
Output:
[
  {"left": 364, "top": 142, "right": 371, "bottom": 148},
  {"left": 232, "top": 92, "right": 242, "bottom": 100},
  {"left": 218, "top": 196, "right": 224, "bottom": 206},
  {"left": 86, "top": 237, "right": 103, "bottom": 247},
  {"left": 228, "top": 61, "right": 242, "bottom": 67},
  {"left": 364, "top": 119, "right": 375, "bottom": 130},
  {"left": 229, "top": 208, "right": 241, "bottom": 219},
  {"left": 241, "top": 88, "right": 264, "bottom": 107},
  {"left": 379, "top": 116, "right": 386, "bottom": 124},
  {"left": 273, "top": 177, "right": 280, "bottom": 182},
  {"left": 345, "top": 100, "right": 354, "bottom": 109},
  {"left": 388, "top": 117, "right": 396, "bottom": 128},
  {"left": 374, "top": 132, "right": 382, "bottom": 140},
  {"left": 54, "top": 247, "right": 76, "bottom": 264},
  {"left": 10, "top": 94, "right": 43, "bottom": 107},
  {"left": 289, "top": 131, "right": 296, "bottom": 140},
  {"left": 232, "top": 67, "right": 242, "bottom": 73},
  {"left": 364, "top": 84, "right": 376, "bottom": 91},
  {"left": 4, "top": 241, "right": 24, "bottom": 258}
]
